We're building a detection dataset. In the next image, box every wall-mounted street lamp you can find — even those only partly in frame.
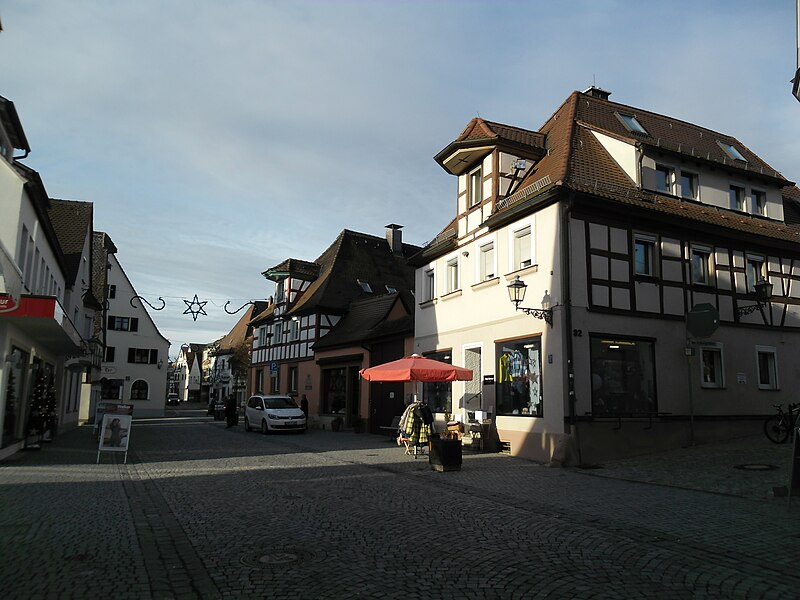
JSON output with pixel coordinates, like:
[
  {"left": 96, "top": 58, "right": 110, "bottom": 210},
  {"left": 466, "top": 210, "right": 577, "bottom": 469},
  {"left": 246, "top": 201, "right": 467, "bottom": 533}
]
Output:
[
  {"left": 736, "top": 277, "right": 773, "bottom": 317},
  {"left": 507, "top": 276, "right": 553, "bottom": 326}
]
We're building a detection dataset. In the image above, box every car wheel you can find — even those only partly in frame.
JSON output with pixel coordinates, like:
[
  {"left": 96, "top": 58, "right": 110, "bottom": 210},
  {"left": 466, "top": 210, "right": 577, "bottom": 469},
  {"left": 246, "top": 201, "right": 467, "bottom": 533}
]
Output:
[
  {"left": 244, "top": 417, "right": 250, "bottom": 432},
  {"left": 261, "top": 420, "right": 269, "bottom": 435}
]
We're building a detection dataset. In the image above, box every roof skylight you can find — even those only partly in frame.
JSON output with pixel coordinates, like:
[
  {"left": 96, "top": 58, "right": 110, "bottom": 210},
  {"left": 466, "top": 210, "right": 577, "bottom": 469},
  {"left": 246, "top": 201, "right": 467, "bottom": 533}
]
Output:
[
  {"left": 357, "top": 279, "right": 373, "bottom": 293},
  {"left": 717, "top": 141, "right": 747, "bottom": 162},
  {"left": 616, "top": 112, "right": 648, "bottom": 135}
]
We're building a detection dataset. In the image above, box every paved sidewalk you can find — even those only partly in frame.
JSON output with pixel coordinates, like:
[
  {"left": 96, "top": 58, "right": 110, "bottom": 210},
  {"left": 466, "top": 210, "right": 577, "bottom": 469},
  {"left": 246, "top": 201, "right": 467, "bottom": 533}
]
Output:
[{"left": 1, "top": 417, "right": 798, "bottom": 599}]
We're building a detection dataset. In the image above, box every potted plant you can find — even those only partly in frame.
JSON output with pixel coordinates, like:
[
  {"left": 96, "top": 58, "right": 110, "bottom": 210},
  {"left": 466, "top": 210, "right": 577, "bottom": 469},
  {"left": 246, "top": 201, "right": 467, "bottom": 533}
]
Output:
[
  {"left": 352, "top": 416, "right": 363, "bottom": 434},
  {"left": 331, "top": 416, "right": 343, "bottom": 432}
]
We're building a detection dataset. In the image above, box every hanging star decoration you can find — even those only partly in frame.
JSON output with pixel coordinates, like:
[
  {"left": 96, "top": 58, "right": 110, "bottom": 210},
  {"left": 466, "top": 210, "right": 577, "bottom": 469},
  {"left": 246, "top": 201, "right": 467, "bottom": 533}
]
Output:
[{"left": 183, "top": 294, "right": 208, "bottom": 321}]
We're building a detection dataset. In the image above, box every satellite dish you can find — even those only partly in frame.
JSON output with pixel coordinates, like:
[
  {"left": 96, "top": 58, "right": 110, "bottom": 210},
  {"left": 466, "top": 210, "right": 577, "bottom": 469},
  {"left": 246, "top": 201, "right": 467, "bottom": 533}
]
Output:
[{"left": 687, "top": 303, "right": 719, "bottom": 339}]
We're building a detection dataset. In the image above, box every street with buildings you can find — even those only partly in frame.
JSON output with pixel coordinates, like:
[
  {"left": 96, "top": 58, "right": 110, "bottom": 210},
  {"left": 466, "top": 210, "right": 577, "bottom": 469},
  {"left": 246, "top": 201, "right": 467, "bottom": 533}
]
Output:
[{"left": 1, "top": 406, "right": 798, "bottom": 600}]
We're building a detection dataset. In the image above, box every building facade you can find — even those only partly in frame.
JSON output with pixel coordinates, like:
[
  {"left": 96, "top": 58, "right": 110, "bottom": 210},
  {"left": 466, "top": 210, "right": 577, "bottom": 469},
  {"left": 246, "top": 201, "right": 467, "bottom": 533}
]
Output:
[{"left": 413, "top": 88, "right": 800, "bottom": 463}]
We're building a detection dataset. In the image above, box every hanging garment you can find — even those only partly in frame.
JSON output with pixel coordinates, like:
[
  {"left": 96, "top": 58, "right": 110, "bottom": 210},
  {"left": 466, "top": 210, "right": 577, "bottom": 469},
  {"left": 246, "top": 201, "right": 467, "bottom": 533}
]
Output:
[
  {"left": 399, "top": 402, "right": 416, "bottom": 434},
  {"left": 509, "top": 350, "right": 525, "bottom": 378},
  {"left": 498, "top": 353, "right": 512, "bottom": 382},
  {"left": 408, "top": 408, "right": 430, "bottom": 446}
]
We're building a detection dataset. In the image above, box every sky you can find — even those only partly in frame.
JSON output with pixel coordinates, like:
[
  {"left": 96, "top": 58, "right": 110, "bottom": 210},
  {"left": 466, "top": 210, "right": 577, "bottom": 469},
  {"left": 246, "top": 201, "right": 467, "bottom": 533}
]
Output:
[{"left": 3, "top": 1, "right": 800, "bottom": 358}]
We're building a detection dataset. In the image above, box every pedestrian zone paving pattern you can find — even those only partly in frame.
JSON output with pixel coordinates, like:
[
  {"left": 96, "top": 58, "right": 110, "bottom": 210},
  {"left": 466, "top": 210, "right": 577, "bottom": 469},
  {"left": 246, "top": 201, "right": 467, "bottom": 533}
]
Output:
[{"left": 1, "top": 414, "right": 798, "bottom": 599}]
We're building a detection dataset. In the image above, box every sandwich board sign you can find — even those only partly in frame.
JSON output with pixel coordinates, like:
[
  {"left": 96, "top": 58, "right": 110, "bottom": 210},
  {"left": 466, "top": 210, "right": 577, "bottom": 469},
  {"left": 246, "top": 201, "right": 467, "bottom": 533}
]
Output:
[{"left": 96, "top": 406, "right": 133, "bottom": 464}]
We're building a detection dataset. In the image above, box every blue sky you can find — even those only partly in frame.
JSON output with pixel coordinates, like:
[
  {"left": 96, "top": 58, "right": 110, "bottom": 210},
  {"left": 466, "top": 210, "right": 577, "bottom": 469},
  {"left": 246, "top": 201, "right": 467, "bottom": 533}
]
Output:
[{"left": 3, "top": 1, "right": 799, "bottom": 356}]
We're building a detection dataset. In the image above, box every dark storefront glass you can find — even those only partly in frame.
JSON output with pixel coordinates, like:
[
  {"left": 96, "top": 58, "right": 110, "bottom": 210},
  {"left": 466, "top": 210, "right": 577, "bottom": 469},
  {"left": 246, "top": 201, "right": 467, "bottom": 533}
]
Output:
[
  {"left": 423, "top": 351, "right": 452, "bottom": 413},
  {"left": 322, "top": 367, "right": 346, "bottom": 414},
  {"left": 590, "top": 336, "right": 656, "bottom": 416},
  {"left": 495, "top": 338, "right": 542, "bottom": 417}
]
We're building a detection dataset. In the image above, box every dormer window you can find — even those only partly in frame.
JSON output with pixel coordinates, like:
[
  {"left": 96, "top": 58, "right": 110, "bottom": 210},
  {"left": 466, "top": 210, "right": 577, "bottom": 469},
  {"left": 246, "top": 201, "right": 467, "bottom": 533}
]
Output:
[
  {"left": 357, "top": 279, "right": 373, "bottom": 293},
  {"left": 616, "top": 112, "right": 648, "bottom": 136},
  {"left": 385, "top": 285, "right": 398, "bottom": 293},
  {"left": 469, "top": 166, "right": 483, "bottom": 207},
  {"left": 718, "top": 141, "right": 747, "bottom": 162}
]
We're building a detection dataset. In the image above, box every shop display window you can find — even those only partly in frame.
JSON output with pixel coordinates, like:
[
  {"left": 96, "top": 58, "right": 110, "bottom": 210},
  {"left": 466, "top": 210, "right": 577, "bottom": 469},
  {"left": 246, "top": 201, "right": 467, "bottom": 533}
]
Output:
[
  {"left": 423, "top": 351, "right": 452, "bottom": 413},
  {"left": 495, "top": 338, "right": 542, "bottom": 417},
  {"left": 590, "top": 336, "right": 656, "bottom": 416}
]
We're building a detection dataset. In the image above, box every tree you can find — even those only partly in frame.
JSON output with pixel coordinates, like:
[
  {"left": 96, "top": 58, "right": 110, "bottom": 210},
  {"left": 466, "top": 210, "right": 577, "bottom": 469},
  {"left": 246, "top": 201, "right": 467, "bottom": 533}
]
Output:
[{"left": 228, "top": 342, "right": 251, "bottom": 397}]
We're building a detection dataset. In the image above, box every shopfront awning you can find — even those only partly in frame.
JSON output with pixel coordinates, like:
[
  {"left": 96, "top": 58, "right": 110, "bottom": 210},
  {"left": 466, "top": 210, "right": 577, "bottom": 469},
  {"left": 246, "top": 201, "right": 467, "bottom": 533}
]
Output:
[{"left": 0, "top": 294, "right": 82, "bottom": 354}]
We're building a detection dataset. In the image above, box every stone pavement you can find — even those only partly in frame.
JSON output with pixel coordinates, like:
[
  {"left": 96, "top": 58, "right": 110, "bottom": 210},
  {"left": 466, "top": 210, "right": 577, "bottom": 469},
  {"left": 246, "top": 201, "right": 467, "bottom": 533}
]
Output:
[{"left": 0, "top": 413, "right": 798, "bottom": 600}]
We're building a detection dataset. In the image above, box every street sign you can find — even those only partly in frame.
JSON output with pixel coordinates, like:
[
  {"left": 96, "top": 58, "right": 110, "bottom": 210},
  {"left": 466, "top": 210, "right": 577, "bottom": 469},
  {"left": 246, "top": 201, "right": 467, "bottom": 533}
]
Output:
[
  {"left": 687, "top": 303, "right": 719, "bottom": 339},
  {"left": 270, "top": 361, "right": 278, "bottom": 375}
]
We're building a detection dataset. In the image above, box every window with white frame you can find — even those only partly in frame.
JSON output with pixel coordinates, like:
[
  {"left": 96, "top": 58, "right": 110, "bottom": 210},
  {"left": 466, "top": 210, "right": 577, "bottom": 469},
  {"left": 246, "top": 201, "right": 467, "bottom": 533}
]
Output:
[
  {"left": 745, "top": 255, "right": 765, "bottom": 292},
  {"left": 273, "top": 321, "right": 283, "bottom": 341},
  {"left": 729, "top": 184, "right": 745, "bottom": 211},
  {"left": 617, "top": 113, "right": 648, "bottom": 135},
  {"left": 751, "top": 189, "right": 766, "bottom": 216},
  {"left": 469, "top": 166, "right": 483, "bottom": 207},
  {"left": 756, "top": 346, "right": 778, "bottom": 390},
  {"left": 446, "top": 257, "right": 459, "bottom": 293},
  {"left": 130, "top": 379, "right": 149, "bottom": 400},
  {"left": 718, "top": 141, "right": 747, "bottom": 162},
  {"left": 423, "top": 269, "right": 435, "bottom": 301},
  {"left": 691, "top": 245, "right": 711, "bottom": 285},
  {"left": 634, "top": 234, "right": 657, "bottom": 276},
  {"left": 258, "top": 327, "right": 266, "bottom": 347},
  {"left": 289, "top": 318, "right": 300, "bottom": 341},
  {"left": 512, "top": 226, "right": 532, "bottom": 271},
  {"left": 700, "top": 345, "right": 724, "bottom": 388},
  {"left": 655, "top": 165, "right": 673, "bottom": 194},
  {"left": 479, "top": 242, "right": 495, "bottom": 281},
  {"left": 680, "top": 171, "right": 698, "bottom": 200}
]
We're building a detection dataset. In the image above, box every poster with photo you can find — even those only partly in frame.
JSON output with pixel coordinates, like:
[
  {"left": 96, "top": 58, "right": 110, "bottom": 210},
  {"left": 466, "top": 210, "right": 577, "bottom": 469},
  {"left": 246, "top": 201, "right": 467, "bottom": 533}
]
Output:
[{"left": 98, "top": 413, "right": 132, "bottom": 452}]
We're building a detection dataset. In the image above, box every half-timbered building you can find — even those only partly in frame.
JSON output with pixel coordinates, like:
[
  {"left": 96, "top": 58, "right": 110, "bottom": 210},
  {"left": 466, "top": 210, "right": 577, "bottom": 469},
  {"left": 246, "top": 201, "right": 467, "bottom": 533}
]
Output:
[
  {"left": 250, "top": 226, "right": 419, "bottom": 430},
  {"left": 412, "top": 87, "right": 800, "bottom": 463}
]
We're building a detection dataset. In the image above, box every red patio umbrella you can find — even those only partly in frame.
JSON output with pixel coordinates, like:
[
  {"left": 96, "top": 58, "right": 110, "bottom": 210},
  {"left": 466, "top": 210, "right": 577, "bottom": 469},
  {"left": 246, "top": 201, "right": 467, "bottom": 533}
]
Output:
[{"left": 360, "top": 354, "right": 473, "bottom": 383}]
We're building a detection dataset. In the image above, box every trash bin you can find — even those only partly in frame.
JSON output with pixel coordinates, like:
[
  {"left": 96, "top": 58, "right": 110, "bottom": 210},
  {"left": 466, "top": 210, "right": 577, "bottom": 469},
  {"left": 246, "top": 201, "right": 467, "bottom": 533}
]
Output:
[{"left": 429, "top": 435, "right": 462, "bottom": 472}]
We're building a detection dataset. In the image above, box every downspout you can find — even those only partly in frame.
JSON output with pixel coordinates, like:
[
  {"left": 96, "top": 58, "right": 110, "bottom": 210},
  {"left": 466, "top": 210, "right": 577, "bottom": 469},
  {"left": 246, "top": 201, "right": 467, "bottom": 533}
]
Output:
[{"left": 561, "top": 192, "right": 581, "bottom": 464}]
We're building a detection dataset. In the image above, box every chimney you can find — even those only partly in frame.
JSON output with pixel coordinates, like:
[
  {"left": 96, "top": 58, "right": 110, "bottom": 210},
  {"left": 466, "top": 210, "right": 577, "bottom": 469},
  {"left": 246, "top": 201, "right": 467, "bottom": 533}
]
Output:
[
  {"left": 385, "top": 224, "right": 403, "bottom": 256},
  {"left": 583, "top": 86, "right": 611, "bottom": 101}
]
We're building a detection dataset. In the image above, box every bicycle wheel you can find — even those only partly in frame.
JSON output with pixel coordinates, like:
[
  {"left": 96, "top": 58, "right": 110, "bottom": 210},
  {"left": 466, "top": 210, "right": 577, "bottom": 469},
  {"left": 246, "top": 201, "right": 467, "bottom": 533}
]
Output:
[{"left": 763, "top": 415, "right": 789, "bottom": 444}]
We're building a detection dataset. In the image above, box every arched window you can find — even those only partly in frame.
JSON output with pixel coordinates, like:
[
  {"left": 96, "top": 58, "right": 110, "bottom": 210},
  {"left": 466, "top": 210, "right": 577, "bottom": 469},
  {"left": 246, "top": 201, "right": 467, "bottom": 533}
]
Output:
[{"left": 131, "top": 380, "right": 149, "bottom": 400}]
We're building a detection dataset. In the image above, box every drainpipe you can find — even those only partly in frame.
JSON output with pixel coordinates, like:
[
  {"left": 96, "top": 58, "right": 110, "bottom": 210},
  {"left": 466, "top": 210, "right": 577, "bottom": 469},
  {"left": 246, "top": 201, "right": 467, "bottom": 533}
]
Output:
[{"left": 561, "top": 193, "right": 581, "bottom": 464}]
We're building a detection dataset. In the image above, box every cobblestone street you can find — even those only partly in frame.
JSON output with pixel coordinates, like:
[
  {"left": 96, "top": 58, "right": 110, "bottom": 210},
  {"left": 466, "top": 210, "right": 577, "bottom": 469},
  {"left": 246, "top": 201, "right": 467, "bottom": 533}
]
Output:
[{"left": 1, "top": 411, "right": 798, "bottom": 599}]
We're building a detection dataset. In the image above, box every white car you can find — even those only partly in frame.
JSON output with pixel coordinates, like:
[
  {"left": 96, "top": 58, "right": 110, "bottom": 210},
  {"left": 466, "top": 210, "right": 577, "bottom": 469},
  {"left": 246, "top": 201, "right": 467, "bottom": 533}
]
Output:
[{"left": 244, "top": 395, "right": 306, "bottom": 434}]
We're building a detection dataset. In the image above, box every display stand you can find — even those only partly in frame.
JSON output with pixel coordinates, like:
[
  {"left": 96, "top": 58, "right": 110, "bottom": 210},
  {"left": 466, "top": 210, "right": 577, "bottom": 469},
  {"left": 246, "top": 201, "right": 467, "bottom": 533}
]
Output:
[{"left": 96, "top": 410, "right": 133, "bottom": 464}]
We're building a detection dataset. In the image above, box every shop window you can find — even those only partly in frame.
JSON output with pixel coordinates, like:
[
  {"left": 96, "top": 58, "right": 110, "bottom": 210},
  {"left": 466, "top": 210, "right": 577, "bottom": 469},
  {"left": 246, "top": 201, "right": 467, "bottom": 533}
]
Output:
[
  {"left": 322, "top": 367, "right": 346, "bottom": 414},
  {"left": 101, "top": 378, "right": 124, "bottom": 400},
  {"left": 130, "top": 380, "right": 149, "bottom": 400},
  {"left": 423, "top": 351, "right": 452, "bottom": 413},
  {"left": 495, "top": 338, "right": 542, "bottom": 417},
  {"left": 590, "top": 336, "right": 656, "bottom": 416}
]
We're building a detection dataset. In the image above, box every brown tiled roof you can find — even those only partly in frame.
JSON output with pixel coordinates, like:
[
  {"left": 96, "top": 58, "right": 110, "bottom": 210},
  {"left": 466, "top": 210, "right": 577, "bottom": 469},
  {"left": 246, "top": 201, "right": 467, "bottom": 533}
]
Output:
[
  {"left": 313, "top": 292, "right": 412, "bottom": 350},
  {"left": 455, "top": 118, "right": 546, "bottom": 149},
  {"left": 274, "top": 229, "right": 421, "bottom": 316},
  {"left": 215, "top": 301, "right": 268, "bottom": 352},
  {"left": 0, "top": 95, "right": 30, "bottom": 152},
  {"left": 262, "top": 258, "right": 320, "bottom": 282},
  {"left": 48, "top": 199, "right": 93, "bottom": 285}
]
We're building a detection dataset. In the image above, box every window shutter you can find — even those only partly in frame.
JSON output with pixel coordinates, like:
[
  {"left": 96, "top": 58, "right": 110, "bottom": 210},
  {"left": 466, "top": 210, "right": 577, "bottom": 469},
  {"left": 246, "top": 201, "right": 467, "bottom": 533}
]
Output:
[
  {"left": 131, "top": 318, "right": 139, "bottom": 332},
  {"left": 128, "top": 348, "right": 135, "bottom": 363},
  {"left": 150, "top": 349, "right": 158, "bottom": 364}
]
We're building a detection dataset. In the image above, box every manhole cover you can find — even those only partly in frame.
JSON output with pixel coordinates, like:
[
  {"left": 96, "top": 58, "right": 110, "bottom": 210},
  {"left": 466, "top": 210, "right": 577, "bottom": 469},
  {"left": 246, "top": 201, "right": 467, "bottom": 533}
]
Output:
[
  {"left": 733, "top": 464, "right": 778, "bottom": 471},
  {"left": 240, "top": 548, "right": 313, "bottom": 569}
]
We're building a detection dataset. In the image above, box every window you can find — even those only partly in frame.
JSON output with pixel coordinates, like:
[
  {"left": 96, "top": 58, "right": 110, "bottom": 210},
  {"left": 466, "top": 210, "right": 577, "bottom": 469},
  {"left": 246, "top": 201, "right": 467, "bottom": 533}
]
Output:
[
  {"left": 496, "top": 338, "right": 542, "bottom": 417},
  {"left": 513, "top": 226, "right": 532, "bottom": 270},
  {"left": 680, "top": 171, "right": 698, "bottom": 200},
  {"left": 423, "top": 269, "right": 435, "bottom": 301},
  {"left": 746, "top": 255, "right": 765, "bottom": 292},
  {"left": 751, "top": 190, "right": 766, "bottom": 216},
  {"left": 729, "top": 185, "right": 745, "bottom": 211},
  {"left": 100, "top": 378, "right": 123, "bottom": 400},
  {"left": 107, "top": 316, "right": 139, "bottom": 332},
  {"left": 655, "top": 165, "right": 673, "bottom": 194},
  {"left": 423, "top": 351, "right": 453, "bottom": 413},
  {"left": 108, "top": 285, "right": 116, "bottom": 299},
  {"left": 469, "top": 167, "right": 483, "bottom": 207},
  {"left": 130, "top": 380, "right": 149, "bottom": 400},
  {"left": 275, "top": 280, "right": 285, "bottom": 303},
  {"left": 385, "top": 285, "right": 398, "bottom": 293},
  {"left": 617, "top": 113, "right": 648, "bottom": 135},
  {"left": 590, "top": 337, "right": 656, "bottom": 416},
  {"left": 288, "top": 366, "right": 298, "bottom": 393},
  {"left": 104, "top": 346, "right": 116, "bottom": 362},
  {"left": 255, "top": 369, "right": 264, "bottom": 394},
  {"left": 270, "top": 369, "right": 280, "bottom": 393},
  {"left": 634, "top": 234, "right": 657, "bottom": 276},
  {"left": 128, "top": 348, "right": 158, "bottom": 364},
  {"left": 446, "top": 257, "right": 459, "bottom": 293},
  {"left": 479, "top": 242, "right": 495, "bottom": 281},
  {"left": 289, "top": 319, "right": 299, "bottom": 341},
  {"left": 258, "top": 327, "right": 266, "bottom": 347},
  {"left": 273, "top": 322, "right": 283, "bottom": 342},
  {"left": 700, "top": 345, "right": 724, "bottom": 389},
  {"left": 357, "top": 279, "right": 373, "bottom": 293},
  {"left": 756, "top": 346, "right": 778, "bottom": 390},
  {"left": 718, "top": 141, "right": 747, "bottom": 162},
  {"left": 691, "top": 245, "right": 711, "bottom": 285},
  {"left": 322, "top": 367, "right": 346, "bottom": 414}
]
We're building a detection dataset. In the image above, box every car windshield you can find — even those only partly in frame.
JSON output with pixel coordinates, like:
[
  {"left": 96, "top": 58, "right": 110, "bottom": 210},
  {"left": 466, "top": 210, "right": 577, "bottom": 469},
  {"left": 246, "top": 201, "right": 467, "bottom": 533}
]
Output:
[{"left": 264, "top": 397, "right": 298, "bottom": 409}]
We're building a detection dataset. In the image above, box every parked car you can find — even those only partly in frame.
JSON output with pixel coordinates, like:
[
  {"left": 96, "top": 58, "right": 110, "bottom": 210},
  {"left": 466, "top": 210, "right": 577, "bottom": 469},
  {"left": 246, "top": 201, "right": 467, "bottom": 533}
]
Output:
[
  {"left": 166, "top": 394, "right": 180, "bottom": 406},
  {"left": 244, "top": 395, "right": 306, "bottom": 434}
]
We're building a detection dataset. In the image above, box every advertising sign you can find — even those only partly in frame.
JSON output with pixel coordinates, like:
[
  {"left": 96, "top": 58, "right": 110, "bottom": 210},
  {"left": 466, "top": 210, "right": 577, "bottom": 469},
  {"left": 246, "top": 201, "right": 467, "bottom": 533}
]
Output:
[{"left": 96, "top": 413, "right": 133, "bottom": 464}]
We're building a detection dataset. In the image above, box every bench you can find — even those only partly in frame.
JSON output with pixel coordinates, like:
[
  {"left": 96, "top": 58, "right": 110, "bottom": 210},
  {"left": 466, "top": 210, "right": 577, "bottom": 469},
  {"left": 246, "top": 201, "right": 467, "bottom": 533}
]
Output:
[{"left": 379, "top": 415, "right": 401, "bottom": 438}]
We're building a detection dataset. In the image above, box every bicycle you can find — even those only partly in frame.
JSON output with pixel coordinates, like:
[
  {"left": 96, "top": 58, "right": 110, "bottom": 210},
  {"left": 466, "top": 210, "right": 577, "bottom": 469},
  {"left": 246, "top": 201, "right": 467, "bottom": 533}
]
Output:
[{"left": 763, "top": 403, "right": 799, "bottom": 444}]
